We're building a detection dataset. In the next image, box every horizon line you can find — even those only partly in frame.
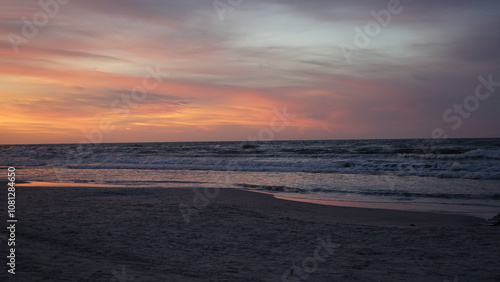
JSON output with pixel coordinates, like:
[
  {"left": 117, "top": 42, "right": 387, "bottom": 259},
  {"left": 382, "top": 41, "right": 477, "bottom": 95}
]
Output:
[{"left": 2, "top": 136, "right": 500, "bottom": 146}]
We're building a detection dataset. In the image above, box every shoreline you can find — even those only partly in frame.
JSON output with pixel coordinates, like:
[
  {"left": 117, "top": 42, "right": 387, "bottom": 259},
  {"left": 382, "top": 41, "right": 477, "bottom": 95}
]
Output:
[
  {"left": 12, "top": 183, "right": 488, "bottom": 227},
  {"left": 272, "top": 194, "right": 499, "bottom": 220},
  {"left": 16, "top": 180, "right": 498, "bottom": 220}
]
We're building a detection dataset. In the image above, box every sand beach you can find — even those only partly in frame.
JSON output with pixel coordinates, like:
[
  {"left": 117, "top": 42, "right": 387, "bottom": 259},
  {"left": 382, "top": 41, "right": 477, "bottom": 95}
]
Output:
[{"left": 1, "top": 184, "right": 499, "bottom": 281}]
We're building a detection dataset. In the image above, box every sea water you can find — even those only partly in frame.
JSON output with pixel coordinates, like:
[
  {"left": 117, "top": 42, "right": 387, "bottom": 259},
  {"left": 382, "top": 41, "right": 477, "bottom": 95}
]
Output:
[{"left": 1, "top": 139, "right": 499, "bottom": 218}]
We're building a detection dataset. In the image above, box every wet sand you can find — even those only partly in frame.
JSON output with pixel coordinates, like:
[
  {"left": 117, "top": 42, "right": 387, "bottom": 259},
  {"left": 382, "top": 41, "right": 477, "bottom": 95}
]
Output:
[{"left": 1, "top": 185, "right": 499, "bottom": 281}]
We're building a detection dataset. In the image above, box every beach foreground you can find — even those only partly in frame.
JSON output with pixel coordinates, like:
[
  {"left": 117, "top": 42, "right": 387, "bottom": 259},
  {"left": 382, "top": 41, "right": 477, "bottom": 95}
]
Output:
[{"left": 1, "top": 185, "right": 499, "bottom": 281}]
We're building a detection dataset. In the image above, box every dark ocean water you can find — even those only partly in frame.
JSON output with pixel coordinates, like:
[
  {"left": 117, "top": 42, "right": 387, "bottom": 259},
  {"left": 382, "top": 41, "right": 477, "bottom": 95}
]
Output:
[{"left": 1, "top": 138, "right": 499, "bottom": 217}]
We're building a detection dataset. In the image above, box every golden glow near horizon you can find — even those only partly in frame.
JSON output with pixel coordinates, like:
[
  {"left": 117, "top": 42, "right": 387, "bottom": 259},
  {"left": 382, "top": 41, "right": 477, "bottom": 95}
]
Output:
[{"left": 1, "top": 1, "right": 499, "bottom": 144}]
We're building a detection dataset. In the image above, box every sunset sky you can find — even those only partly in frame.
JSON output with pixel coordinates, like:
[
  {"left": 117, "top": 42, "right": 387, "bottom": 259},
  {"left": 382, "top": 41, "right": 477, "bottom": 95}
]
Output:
[{"left": 1, "top": 0, "right": 499, "bottom": 144}]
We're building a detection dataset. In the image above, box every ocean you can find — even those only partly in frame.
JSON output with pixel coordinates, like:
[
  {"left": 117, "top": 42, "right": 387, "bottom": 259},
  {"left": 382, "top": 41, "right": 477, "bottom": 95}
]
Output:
[{"left": 1, "top": 138, "right": 499, "bottom": 218}]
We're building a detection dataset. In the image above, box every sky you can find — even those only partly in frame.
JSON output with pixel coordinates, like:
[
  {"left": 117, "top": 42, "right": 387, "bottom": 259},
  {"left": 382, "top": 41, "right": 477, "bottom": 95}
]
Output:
[{"left": 1, "top": 0, "right": 499, "bottom": 144}]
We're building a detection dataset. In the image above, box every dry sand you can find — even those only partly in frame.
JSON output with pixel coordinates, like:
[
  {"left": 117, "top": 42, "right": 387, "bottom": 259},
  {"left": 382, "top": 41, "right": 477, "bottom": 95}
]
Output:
[{"left": 1, "top": 185, "right": 499, "bottom": 281}]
